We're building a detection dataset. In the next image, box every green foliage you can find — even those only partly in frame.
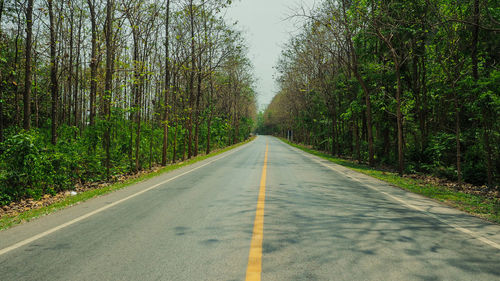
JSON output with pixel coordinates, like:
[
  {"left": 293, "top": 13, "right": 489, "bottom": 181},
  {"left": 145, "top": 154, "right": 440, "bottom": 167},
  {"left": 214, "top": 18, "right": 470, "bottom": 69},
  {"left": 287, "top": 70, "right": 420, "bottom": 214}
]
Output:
[
  {"left": 0, "top": 137, "right": 255, "bottom": 230},
  {"left": 0, "top": 131, "right": 72, "bottom": 205},
  {"left": 0, "top": 0, "right": 258, "bottom": 208},
  {"left": 259, "top": 0, "right": 499, "bottom": 187},
  {"left": 0, "top": 110, "right": 253, "bottom": 205}
]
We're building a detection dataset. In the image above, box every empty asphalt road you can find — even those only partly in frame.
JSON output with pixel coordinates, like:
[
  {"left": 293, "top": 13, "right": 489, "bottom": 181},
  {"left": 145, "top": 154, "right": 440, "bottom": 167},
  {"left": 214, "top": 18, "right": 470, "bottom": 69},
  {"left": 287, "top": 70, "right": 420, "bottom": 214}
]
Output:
[{"left": 1, "top": 136, "right": 499, "bottom": 280}]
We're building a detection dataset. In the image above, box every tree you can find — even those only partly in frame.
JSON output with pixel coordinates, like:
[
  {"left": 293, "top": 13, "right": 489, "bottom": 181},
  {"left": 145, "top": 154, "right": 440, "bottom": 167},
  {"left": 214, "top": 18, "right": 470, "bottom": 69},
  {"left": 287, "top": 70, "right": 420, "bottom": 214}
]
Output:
[
  {"left": 23, "top": 0, "right": 34, "bottom": 130},
  {"left": 161, "top": 0, "right": 171, "bottom": 166},
  {"left": 262, "top": 0, "right": 499, "bottom": 186},
  {"left": 48, "top": 0, "right": 58, "bottom": 144},
  {"left": 103, "top": 0, "right": 114, "bottom": 176},
  {"left": 0, "top": 0, "right": 257, "bottom": 205},
  {"left": 87, "top": 0, "right": 98, "bottom": 127}
]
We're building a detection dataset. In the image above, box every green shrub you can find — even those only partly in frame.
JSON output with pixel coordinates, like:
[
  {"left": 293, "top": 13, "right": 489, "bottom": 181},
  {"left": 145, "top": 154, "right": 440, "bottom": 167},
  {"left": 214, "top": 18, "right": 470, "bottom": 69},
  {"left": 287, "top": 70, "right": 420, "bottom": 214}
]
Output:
[
  {"left": 0, "top": 132, "right": 45, "bottom": 204},
  {"left": 0, "top": 131, "right": 73, "bottom": 205}
]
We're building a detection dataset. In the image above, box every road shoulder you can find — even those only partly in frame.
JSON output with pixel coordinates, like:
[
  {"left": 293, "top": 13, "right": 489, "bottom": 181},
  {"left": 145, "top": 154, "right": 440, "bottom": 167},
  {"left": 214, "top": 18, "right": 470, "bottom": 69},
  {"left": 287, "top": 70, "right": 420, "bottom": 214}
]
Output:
[
  {"left": 0, "top": 138, "right": 255, "bottom": 252},
  {"left": 277, "top": 137, "right": 500, "bottom": 251}
]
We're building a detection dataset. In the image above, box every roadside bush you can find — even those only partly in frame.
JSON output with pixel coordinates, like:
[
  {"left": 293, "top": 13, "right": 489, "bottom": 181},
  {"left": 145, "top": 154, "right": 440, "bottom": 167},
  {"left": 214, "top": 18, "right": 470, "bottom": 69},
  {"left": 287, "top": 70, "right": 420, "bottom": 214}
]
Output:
[
  {"left": 0, "top": 131, "right": 73, "bottom": 205},
  {"left": 0, "top": 114, "right": 251, "bottom": 206},
  {"left": 0, "top": 132, "right": 46, "bottom": 204},
  {"left": 462, "top": 142, "right": 488, "bottom": 185}
]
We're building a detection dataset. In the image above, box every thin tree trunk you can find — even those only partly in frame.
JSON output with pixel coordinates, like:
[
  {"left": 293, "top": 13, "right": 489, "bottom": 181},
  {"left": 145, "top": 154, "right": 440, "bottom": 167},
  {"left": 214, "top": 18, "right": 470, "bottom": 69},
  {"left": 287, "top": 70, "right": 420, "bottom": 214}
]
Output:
[
  {"left": 395, "top": 65, "right": 404, "bottom": 175},
  {"left": 0, "top": 0, "right": 3, "bottom": 28},
  {"left": 353, "top": 69, "right": 374, "bottom": 165},
  {"left": 132, "top": 30, "right": 142, "bottom": 172},
  {"left": 104, "top": 0, "right": 114, "bottom": 177},
  {"left": 172, "top": 74, "right": 178, "bottom": 163},
  {"left": 0, "top": 79, "right": 2, "bottom": 142},
  {"left": 74, "top": 8, "right": 82, "bottom": 129},
  {"left": 23, "top": 0, "right": 34, "bottom": 130},
  {"left": 129, "top": 118, "right": 134, "bottom": 169},
  {"left": 331, "top": 106, "right": 337, "bottom": 156},
  {"left": 453, "top": 88, "right": 462, "bottom": 183},
  {"left": 0, "top": 0, "right": 2, "bottom": 139},
  {"left": 48, "top": 0, "right": 58, "bottom": 144},
  {"left": 471, "top": 0, "right": 479, "bottom": 80},
  {"left": 376, "top": 28, "right": 404, "bottom": 175},
  {"left": 206, "top": 71, "right": 214, "bottom": 155},
  {"left": 87, "top": 0, "right": 97, "bottom": 127},
  {"left": 172, "top": 123, "right": 178, "bottom": 163},
  {"left": 68, "top": 3, "right": 74, "bottom": 127},
  {"left": 350, "top": 41, "right": 373, "bottom": 165},
  {"left": 183, "top": 120, "right": 187, "bottom": 161},
  {"left": 0, "top": 70, "right": 2, "bottom": 142},
  {"left": 13, "top": 27, "right": 20, "bottom": 127},
  {"left": 418, "top": 56, "right": 428, "bottom": 151},
  {"left": 194, "top": 64, "right": 202, "bottom": 156},
  {"left": 0, "top": 0, "right": 3, "bottom": 140},
  {"left": 162, "top": 0, "right": 171, "bottom": 166},
  {"left": 354, "top": 117, "right": 361, "bottom": 162},
  {"left": 187, "top": 0, "right": 195, "bottom": 159}
]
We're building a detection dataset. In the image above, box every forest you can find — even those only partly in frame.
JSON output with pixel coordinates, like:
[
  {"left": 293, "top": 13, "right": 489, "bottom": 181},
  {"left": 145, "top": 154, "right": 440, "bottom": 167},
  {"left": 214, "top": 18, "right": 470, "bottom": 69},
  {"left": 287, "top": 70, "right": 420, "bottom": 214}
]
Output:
[
  {"left": 0, "top": 0, "right": 257, "bottom": 205},
  {"left": 260, "top": 0, "right": 499, "bottom": 187}
]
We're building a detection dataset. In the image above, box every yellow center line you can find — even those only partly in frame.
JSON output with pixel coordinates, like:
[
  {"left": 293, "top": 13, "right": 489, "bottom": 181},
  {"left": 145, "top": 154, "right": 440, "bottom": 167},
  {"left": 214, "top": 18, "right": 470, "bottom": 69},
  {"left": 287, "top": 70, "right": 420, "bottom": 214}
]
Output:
[{"left": 245, "top": 141, "right": 268, "bottom": 281}]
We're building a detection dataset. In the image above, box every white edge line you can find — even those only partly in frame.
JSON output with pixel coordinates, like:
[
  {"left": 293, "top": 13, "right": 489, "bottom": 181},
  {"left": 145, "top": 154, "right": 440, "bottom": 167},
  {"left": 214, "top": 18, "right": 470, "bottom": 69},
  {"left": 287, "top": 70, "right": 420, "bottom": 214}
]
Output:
[
  {"left": 283, "top": 141, "right": 500, "bottom": 251},
  {"left": 0, "top": 142, "right": 250, "bottom": 256}
]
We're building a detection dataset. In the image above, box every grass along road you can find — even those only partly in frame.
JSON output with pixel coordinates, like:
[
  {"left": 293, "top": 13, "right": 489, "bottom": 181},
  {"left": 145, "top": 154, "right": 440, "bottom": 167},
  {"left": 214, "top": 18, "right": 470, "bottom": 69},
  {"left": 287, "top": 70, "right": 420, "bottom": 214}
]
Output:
[
  {"left": 0, "top": 137, "right": 255, "bottom": 231},
  {"left": 280, "top": 138, "right": 500, "bottom": 224}
]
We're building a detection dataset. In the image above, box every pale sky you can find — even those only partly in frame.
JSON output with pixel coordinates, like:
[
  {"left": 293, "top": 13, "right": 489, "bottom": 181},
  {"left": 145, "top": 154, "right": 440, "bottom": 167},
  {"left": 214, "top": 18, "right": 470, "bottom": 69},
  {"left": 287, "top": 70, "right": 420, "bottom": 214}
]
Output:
[{"left": 225, "top": 0, "right": 318, "bottom": 110}]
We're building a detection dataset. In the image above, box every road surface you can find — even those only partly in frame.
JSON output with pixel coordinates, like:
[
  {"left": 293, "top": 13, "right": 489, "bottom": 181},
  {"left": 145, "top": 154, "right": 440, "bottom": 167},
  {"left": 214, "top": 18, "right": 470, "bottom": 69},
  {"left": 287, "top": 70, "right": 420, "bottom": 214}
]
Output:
[{"left": 1, "top": 136, "right": 499, "bottom": 280}]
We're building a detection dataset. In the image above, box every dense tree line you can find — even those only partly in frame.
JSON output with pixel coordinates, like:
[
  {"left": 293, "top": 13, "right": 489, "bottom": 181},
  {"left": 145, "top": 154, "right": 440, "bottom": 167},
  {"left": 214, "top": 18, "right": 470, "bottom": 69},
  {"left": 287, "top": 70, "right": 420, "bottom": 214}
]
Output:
[
  {"left": 260, "top": 0, "right": 499, "bottom": 186},
  {"left": 0, "top": 0, "right": 257, "bottom": 204}
]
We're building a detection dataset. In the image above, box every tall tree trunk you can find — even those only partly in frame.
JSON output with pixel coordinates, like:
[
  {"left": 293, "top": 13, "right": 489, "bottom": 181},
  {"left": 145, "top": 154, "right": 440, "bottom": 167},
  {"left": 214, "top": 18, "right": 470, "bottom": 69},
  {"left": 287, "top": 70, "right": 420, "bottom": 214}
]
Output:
[
  {"left": 419, "top": 55, "right": 428, "bottom": 150},
  {"left": 194, "top": 62, "right": 202, "bottom": 156},
  {"left": 48, "top": 0, "right": 58, "bottom": 144},
  {"left": 412, "top": 54, "right": 423, "bottom": 152},
  {"left": 13, "top": 25, "right": 20, "bottom": 127},
  {"left": 469, "top": 0, "right": 492, "bottom": 185},
  {"left": 376, "top": 28, "right": 404, "bottom": 175},
  {"left": 183, "top": 119, "right": 188, "bottom": 161},
  {"left": 453, "top": 88, "right": 462, "bottom": 183},
  {"left": 187, "top": 0, "right": 195, "bottom": 159},
  {"left": 129, "top": 116, "right": 134, "bottom": 169},
  {"left": 0, "top": 0, "right": 3, "bottom": 28},
  {"left": 162, "top": 0, "right": 171, "bottom": 166},
  {"left": 0, "top": 75, "right": 2, "bottom": 142},
  {"left": 172, "top": 123, "right": 178, "bottom": 163},
  {"left": 171, "top": 74, "right": 178, "bottom": 163},
  {"left": 74, "top": 8, "right": 83, "bottom": 129},
  {"left": 395, "top": 65, "right": 404, "bottom": 175},
  {"left": 354, "top": 117, "right": 361, "bottom": 162},
  {"left": 87, "top": 0, "right": 97, "bottom": 127},
  {"left": 352, "top": 68, "right": 374, "bottom": 166},
  {"left": 350, "top": 40, "right": 374, "bottom": 165},
  {"left": 330, "top": 104, "right": 337, "bottom": 156},
  {"left": 341, "top": 0, "right": 374, "bottom": 166},
  {"left": 132, "top": 30, "right": 141, "bottom": 172},
  {"left": 104, "top": 0, "right": 114, "bottom": 177},
  {"left": 68, "top": 3, "right": 74, "bottom": 127},
  {"left": 206, "top": 71, "right": 214, "bottom": 155},
  {"left": 23, "top": 0, "right": 34, "bottom": 130},
  {"left": 0, "top": 0, "right": 3, "bottom": 141},
  {"left": 471, "top": 0, "right": 479, "bottom": 80}
]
